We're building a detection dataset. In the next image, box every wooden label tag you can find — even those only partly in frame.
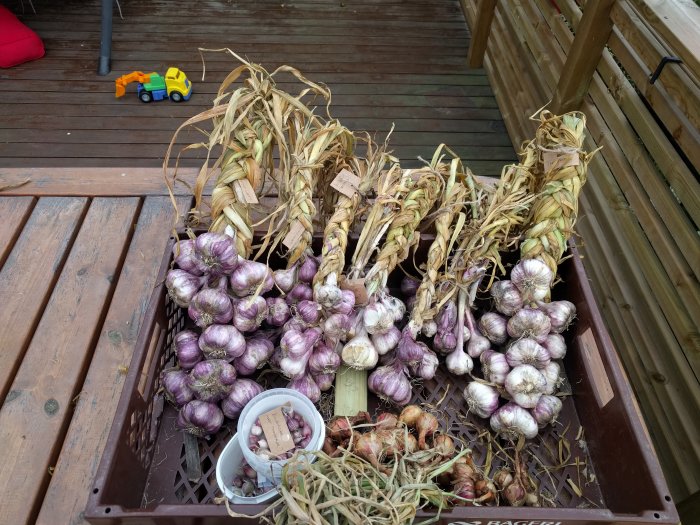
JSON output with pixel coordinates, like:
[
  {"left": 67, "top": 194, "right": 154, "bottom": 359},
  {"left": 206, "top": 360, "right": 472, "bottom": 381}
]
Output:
[
  {"left": 543, "top": 150, "right": 580, "bottom": 172},
  {"left": 282, "top": 220, "right": 305, "bottom": 250},
  {"left": 234, "top": 179, "right": 259, "bottom": 204},
  {"left": 341, "top": 278, "right": 368, "bottom": 306},
  {"left": 258, "top": 406, "right": 295, "bottom": 456},
  {"left": 330, "top": 168, "right": 361, "bottom": 198},
  {"left": 577, "top": 327, "right": 614, "bottom": 408}
]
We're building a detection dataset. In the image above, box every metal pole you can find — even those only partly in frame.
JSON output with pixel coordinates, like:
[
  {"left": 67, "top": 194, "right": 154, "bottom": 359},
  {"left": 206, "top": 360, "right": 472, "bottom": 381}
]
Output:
[{"left": 97, "top": 0, "right": 113, "bottom": 75}]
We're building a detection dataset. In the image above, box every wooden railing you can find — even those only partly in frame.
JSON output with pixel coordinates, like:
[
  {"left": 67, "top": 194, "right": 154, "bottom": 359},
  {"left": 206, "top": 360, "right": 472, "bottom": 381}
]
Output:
[{"left": 459, "top": 0, "right": 700, "bottom": 509}]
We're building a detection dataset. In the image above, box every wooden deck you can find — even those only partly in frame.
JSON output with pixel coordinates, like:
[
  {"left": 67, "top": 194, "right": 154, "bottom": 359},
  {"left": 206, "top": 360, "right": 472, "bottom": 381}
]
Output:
[
  {"left": 0, "top": 0, "right": 514, "bottom": 175},
  {"left": 0, "top": 1, "right": 518, "bottom": 524}
]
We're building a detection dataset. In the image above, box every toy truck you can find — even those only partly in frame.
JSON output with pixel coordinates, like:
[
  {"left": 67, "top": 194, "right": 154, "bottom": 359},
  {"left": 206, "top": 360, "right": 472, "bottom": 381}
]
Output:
[{"left": 115, "top": 67, "right": 192, "bottom": 102}]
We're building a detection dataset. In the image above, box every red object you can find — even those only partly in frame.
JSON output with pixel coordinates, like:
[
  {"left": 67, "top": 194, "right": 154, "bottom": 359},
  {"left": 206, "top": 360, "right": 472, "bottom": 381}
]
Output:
[{"left": 0, "top": 5, "right": 45, "bottom": 68}]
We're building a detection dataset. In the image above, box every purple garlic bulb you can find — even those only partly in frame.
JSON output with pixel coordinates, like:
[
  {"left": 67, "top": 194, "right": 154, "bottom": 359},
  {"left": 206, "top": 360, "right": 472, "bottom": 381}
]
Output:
[
  {"left": 188, "top": 285, "right": 233, "bottom": 328},
  {"left": 176, "top": 400, "right": 224, "bottom": 437},
  {"left": 161, "top": 368, "right": 194, "bottom": 406},
  {"left": 194, "top": 232, "right": 239, "bottom": 276},
  {"left": 174, "top": 329, "right": 203, "bottom": 370},
  {"left": 166, "top": 269, "right": 205, "bottom": 308},
  {"left": 221, "top": 379, "right": 263, "bottom": 419},
  {"left": 199, "top": 324, "right": 246, "bottom": 361},
  {"left": 229, "top": 259, "right": 274, "bottom": 297},
  {"left": 172, "top": 239, "right": 204, "bottom": 276},
  {"left": 368, "top": 360, "right": 412, "bottom": 406},
  {"left": 233, "top": 336, "right": 275, "bottom": 376},
  {"left": 189, "top": 359, "right": 237, "bottom": 403}
]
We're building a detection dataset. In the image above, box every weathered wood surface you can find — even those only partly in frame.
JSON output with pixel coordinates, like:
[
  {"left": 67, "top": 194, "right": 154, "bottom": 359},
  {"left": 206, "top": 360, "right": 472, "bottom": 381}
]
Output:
[
  {"left": 0, "top": 198, "right": 140, "bottom": 524},
  {"left": 35, "top": 196, "right": 190, "bottom": 525},
  {"left": 464, "top": 0, "right": 700, "bottom": 506},
  {"left": 1, "top": 0, "right": 514, "bottom": 174}
]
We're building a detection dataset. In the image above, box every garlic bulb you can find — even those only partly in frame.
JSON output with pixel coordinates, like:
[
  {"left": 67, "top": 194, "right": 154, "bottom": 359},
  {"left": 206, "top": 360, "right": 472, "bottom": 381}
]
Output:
[
  {"left": 363, "top": 301, "right": 394, "bottom": 335},
  {"left": 229, "top": 259, "right": 274, "bottom": 297},
  {"left": 422, "top": 320, "right": 438, "bottom": 337},
  {"left": 323, "top": 313, "right": 353, "bottom": 343},
  {"left": 506, "top": 338, "right": 550, "bottom": 369},
  {"left": 446, "top": 347, "right": 473, "bottom": 376},
  {"left": 507, "top": 307, "right": 551, "bottom": 343},
  {"left": 465, "top": 309, "right": 489, "bottom": 358},
  {"left": 463, "top": 382, "right": 500, "bottom": 418},
  {"left": 490, "top": 280, "right": 523, "bottom": 316},
  {"left": 409, "top": 347, "right": 439, "bottom": 380},
  {"left": 481, "top": 350, "right": 510, "bottom": 386},
  {"left": 541, "top": 361, "right": 562, "bottom": 395},
  {"left": 166, "top": 270, "right": 205, "bottom": 308},
  {"left": 273, "top": 267, "right": 297, "bottom": 293},
  {"left": 194, "top": 232, "right": 239, "bottom": 276},
  {"left": 510, "top": 258, "right": 553, "bottom": 302},
  {"left": 368, "top": 361, "right": 412, "bottom": 406},
  {"left": 330, "top": 290, "right": 356, "bottom": 316},
  {"left": 433, "top": 330, "right": 457, "bottom": 355},
  {"left": 380, "top": 295, "right": 406, "bottom": 322},
  {"left": 478, "top": 312, "right": 509, "bottom": 345},
  {"left": 172, "top": 239, "right": 204, "bottom": 276},
  {"left": 297, "top": 255, "right": 320, "bottom": 284},
  {"left": 538, "top": 300, "right": 577, "bottom": 333},
  {"left": 530, "top": 395, "right": 563, "bottom": 428},
  {"left": 371, "top": 325, "right": 402, "bottom": 355},
  {"left": 504, "top": 365, "right": 546, "bottom": 408},
  {"left": 313, "top": 278, "right": 343, "bottom": 309},
  {"left": 490, "top": 403, "right": 539, "bottom": 439},
  {"left": 188, "top": 286, "right": 233, "bottom": 328},
  {"left": 542, "top": 333, "right": 567, "bottom": 360},
  {"left": 341, "top": 330, "right": 379, "bottom": 370}
]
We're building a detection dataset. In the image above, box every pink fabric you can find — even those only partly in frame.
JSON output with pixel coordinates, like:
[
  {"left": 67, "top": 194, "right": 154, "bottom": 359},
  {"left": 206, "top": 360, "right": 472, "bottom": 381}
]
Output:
[{"left": 0, "top": 5, "right": 45, "bottom": 68}]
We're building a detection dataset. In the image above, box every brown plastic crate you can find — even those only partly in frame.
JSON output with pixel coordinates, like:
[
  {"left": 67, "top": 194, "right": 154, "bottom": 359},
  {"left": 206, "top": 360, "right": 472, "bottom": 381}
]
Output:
[{"left": 85, "top": 237, "right": 678, "bottom": 525}]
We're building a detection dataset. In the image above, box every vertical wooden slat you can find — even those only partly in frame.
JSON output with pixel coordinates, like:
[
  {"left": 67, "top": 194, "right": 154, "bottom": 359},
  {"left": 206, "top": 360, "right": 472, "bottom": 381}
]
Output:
[
  {"left": 0, "top": 197, "right": 34, "bottom": 269},
  {"left": 467, "top": 0, "right": 497, "bottom": 68},
  {"left": 549, "top": 0, "right": 615, "bottom": 113},
  {"left": 0, "top": 197, "right": 88, "bottom": 403},
  {"left": 35, "top": 196, "right": 190, "bottom": 525},
  {"left": 0, "top": 197, "right": 140, "bottom": 525}
]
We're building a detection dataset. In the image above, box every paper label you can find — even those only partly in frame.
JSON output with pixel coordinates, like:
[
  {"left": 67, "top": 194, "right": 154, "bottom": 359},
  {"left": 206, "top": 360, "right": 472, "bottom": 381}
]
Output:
[
  {"left": 543, "top": 150, "right": 580, "bottom": 172},
  {"left": 341, "top": 278, "right": 368, "bottom": 306},
  {"left": 234, "top": 178, "right": 259, "bottom": 204},
  {"left": 282, "top": 220, "right": 305, "bottom": 250},
  {"left": 258, "top": 406, "right": 295, "bottom": 456},
  {"left": 578, "top": 327, "right": 614, "bottom": 408},
  {"left": 330, "top": 168, "right": 361, "bottom": 198}
]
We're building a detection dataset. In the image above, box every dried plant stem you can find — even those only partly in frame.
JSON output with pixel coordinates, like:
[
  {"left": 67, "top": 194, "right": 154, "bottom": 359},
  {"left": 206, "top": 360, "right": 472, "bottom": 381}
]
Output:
[
  {"left": 364, "top": 168, "right": 445, "bottom": 296},
  {"left": 348, "top": 165, "right": 408, "bottom": 280},
  {"left": 408, "top": 152, "right": 471, "bottom": 334},
  {"left": 314, "top": 135, "right": 388, "bottom": 288},
  {"left": 520, "top": 111, "right": 595, "bottom": 273},
  {"left": 164, "top": 49, "right": 332, "bottom": 257}
]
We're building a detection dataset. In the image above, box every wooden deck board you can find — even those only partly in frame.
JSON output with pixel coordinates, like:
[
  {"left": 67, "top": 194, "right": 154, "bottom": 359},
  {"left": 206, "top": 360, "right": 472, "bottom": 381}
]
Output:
[
  {"left": 0, "top": 0, "right": 514, "bottom": 173},
  {"left": 35, "top": 196, "right": 190, "bottom": 525},
  {"left": 0, "top": 197, "right": 88, "bottom": 403},
  {"left": 0, "top": 198, "right": 140, "bottom": 525},
  {"left": 0, "top": 197, "right": 35, "bottom": 269}
]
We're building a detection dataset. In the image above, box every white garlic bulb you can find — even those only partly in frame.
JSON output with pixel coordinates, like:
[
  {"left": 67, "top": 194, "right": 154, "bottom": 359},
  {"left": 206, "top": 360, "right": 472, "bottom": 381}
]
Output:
[
  {"left": 542, "top": 333, "right": 567, "bottom": 359},
  {"left": 506, "top": 338, "right": 551, "bottom": 369},
  {"left": 421, "top": 319, "right": 438, "bottom": 338},
  {"left": 446, "top": 347, "right": 474, "bottom": 376},
  {"left": 380, "top": 295, "right": 406, "bottom": 323},
  {"left": 530, "top": 395, "right": 563, "bottom": 428},
  {"left": 507, "top": 308, "right": 551, "bottom": 343},
  {"left": 481, "top": 350, "right": 510, "bottom": 385},
  {"left": 491, "top": 280, "right": 523, "bottom": 316},
  {"left": 341, "top": 330, "right": 378, "bottom": 370},
  {"left": 504, "top": 364, "right": 547, "bottom": 408},
  {"left": 510, "top": 258, "right": 553, "bottom": 302},
  {"left": 490, "top": 402, "right": 539, "bottom": 439},
  {"left": 363, "top": 301, "right": 394, "bottom": 335},
  {"left": 463, "top": 381, "right": 500, "bottom": 418},
  {"left": 541, "top": 361, "right": 562, "bottom": 395},
  {"left": 371, "top": 325, "right": 401, "bottom": 355},
  {"left": 478, "top": 312, "right": 509, "bottom": 345}
]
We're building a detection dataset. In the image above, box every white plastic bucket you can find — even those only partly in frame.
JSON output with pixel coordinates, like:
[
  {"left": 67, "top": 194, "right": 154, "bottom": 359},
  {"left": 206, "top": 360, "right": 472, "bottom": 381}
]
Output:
[
  {"left": 215, "top": 433, "right": 279, "bottom": 504},
  {"left": 237, "top": 388, "right": 325, "bottom": 482}
]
